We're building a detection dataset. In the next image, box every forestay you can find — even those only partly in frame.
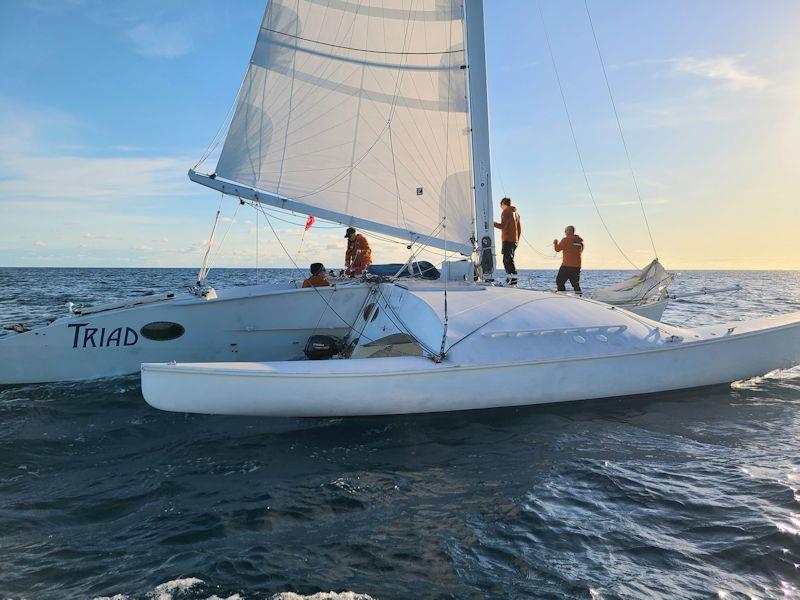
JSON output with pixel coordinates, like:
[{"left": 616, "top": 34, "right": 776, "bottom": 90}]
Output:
[{"left": 214, "top": 0, "right": 475, "bottom": 254}]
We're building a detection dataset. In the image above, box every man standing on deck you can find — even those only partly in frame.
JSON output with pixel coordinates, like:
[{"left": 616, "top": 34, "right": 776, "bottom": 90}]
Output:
[
  {"left": 344, "top": 227, "right": 372, "bottom": 276},
  {"left": 553, "top": 225, "right": 584, "bottom": 294},
  {"left": 493, "top": 197, "right": 522, "bottom": 285}
]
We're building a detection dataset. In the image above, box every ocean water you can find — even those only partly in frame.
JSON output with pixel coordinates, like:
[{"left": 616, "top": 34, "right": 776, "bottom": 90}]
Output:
[{"left": 1, "top": 267, "right": 799, "bottom": 599}]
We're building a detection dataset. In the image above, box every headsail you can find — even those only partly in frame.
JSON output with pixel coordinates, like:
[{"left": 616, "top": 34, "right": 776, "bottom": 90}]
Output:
[{"left": 201, "top": 0, "right": 476, "bottom": 255}]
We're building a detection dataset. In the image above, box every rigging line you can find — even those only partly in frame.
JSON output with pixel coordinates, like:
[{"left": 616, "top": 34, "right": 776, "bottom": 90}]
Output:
[
  {"left": 252, "top": 199, "right": 366, "bottom": 335},
  {"left": 444, "top": 295, "right": 551, "bottom": 354},
  {"left": 194, "top": 59, "right": 251, "bottom": 171},
  {"left": 255, "top": 206, "right": 259, "bottom": 284},
  {"left": 343, "top": 0, "right": 371, "bottom": 218},
  {"left": 275, "top": 0, "right": 302, "bottom": 198},
  {"left": 583, "top": 0, "right": 658, "bottom": 259},
  {"left": 259, "top": 210, "right": 340, "bottom": 229},
  {"left": 202, "top": 202, "right": 241, "bottom": 281},
  {"left": 253, "top": 199, "right": 430, "bottom": 358},
  {"left": 197, "top": 198, "right": 223, "bottom": 284},
  {"left": 438, "top": 3, "right": 457, "bottom": 361},
  {"left": 496, "top": 168, "right": 508, "bottom": 196},
  {"left": 261, "top": 26, "right": 464, "bottom": 56},
  {"left": 373, "top": 283, "right": 440, "bottom": 357},
  {"left": 251, "top": 202, "right": 305, "bottom": 279},
  {"left": 520, "top": 234, "right": 559, "bottom": 259},
  {"left": 536, "top": 2, "right": 641, "bottom": 270}
]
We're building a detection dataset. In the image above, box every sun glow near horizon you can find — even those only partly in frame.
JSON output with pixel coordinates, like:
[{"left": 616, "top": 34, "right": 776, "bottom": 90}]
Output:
[{"left": 0, "top": 1, "right": 798, "bottom": 271}]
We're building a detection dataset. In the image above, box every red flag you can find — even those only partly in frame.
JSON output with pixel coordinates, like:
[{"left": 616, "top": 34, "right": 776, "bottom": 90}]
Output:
[{"left": 304, "top": 215, "right": 315, "bottom": 231}]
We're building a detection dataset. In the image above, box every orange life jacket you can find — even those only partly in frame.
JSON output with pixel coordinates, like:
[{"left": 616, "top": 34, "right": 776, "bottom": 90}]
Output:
[
  {"left": 494, "top": 206, "right": 521, "bottom": 243},
  {"left": 554, "top": 234, "right": 584, "bottom": 268},
  {"left": 345, "top": 234, "right": 372, "bottom": 274},
  {"left": 302, "top": 273, "right": 331, "bottom": 288}
]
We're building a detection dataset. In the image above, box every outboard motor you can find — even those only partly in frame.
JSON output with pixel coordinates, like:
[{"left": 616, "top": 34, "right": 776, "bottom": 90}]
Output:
[{"left": 303, "top": 335, "right": 342, "bottom": 360}]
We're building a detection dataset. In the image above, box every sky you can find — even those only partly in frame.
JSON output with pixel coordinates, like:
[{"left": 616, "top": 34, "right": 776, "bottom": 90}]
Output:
[{"left": 1, "top": 0, "right": 798, "bottom": 271}]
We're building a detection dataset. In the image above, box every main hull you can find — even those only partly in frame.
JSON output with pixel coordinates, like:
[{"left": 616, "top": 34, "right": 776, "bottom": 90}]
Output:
[
  {"left": 141, "top": 310, "right": 800, "bottom": 417},
  {"left": 0, "top": 283, "right": 369, "bottom": 384},
  {"left": 1, "top": 276, "right": 672, "bottom": 385}
]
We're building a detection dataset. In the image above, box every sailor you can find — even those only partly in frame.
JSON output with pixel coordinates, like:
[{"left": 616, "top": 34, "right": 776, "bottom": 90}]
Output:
[
  {"left": 344, "top": 227, "right": 372, "bottom": 276},
  {"left": 493, "top": 197, "right": 522, "bottom": 285},
  {"left": 553, "top": 225, "right": 584, "bottom": 293},
  {"left": 302, "top": 263, "right": 331, "bottom": 288}
]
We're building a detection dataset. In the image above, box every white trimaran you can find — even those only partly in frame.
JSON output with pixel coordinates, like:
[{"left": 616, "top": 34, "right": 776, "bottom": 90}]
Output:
[
  {"left": 0, "top": 1, "right": 682, "bottom": 386},
  {"left": 138, "top": 0, "right": 800, "bottom": 416}
]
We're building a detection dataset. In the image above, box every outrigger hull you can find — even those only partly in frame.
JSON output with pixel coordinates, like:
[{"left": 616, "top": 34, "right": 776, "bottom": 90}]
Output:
[{"left": 141, "top": 301, "right": 800, "bottom": 417}]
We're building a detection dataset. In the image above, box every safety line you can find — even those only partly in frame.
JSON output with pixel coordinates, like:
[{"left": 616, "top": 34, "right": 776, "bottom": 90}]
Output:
[
  {"left": 584, "top": 0, "right": 658, "bottom": 259},
  {"left": 537, "top": 2, "right": 640, "bottom": 270}
]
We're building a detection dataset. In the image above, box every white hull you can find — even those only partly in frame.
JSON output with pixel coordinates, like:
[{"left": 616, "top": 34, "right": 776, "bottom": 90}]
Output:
[
  {"left": 617, "top": 299, "right": 668, "bottom": 321},
  {"left": 1, "top": 276, "right": 670, "bottom": 385},
  {"left": 141, "top": 285, "right": 800, "bottom": 417},
  {"left": 0, "top": 283, "right": 369, "bottom": 384}
]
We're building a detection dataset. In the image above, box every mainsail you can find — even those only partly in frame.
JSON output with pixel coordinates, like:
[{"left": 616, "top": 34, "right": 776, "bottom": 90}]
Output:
[{"left": 200, "top": 0, "right": 478, "bottom": 255}]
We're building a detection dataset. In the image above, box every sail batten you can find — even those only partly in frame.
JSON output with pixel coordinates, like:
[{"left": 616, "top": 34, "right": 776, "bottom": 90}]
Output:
[{"left": 213, "top": 0, "right": 475, "bottom": 253}]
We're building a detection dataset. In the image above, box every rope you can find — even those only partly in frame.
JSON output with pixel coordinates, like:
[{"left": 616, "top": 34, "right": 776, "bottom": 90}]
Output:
[
  {"left": 438, "top": 6, "right": 455, "bottom": 361},
  {"left": 255, "top": 206, "right": 259, "bottom": 284},
  {"left": 520, "top": 234, "right": 559, "bottom": 260},
  {"left": 536, "top": 2, "right": 641, "bottom": 270},
  {"left": 444, "top": 295, "right": 550, "bottom": 354},
  {"left": 193, "top": 68, "right": 250, "bottom": 171},
  {"left": 197, "top": 205, "right": 221, "bottom": 284},
  {"left": 251, "top": 200, "right": 438, "bottom": 358},
  {"left": 584, "top": 0, "right": 658, "bottom": 259},
  {"left": 200, "top": 202, "right": 240, "bottom": 282},
  {"left": 261, "top": 27, "right": 464, "bottom": 56}
]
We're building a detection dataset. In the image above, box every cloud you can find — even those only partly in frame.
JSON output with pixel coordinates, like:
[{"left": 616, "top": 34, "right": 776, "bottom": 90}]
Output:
[
  {"left": 185, "top": 239, "right": 211, "bottom": 254},
  {"left": 0, "top": 100, "right": 194, "bottom": 204},
  {"left": 126, "top": 23, "right": 193, "bottom": 59},
  {"left": 0, "top": 154, "right": 191, "bottom": 201},
  {"left": 672, "top": 56, "right": 769, "bottom": 91}
]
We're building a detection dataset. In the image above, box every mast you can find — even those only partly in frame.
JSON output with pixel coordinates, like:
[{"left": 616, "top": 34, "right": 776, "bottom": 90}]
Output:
[{"left": 463, "top": 0, "right": 496, "bottom": 281}]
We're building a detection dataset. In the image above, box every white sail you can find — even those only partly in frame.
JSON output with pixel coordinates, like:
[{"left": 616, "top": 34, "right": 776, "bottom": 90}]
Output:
[
  {"left": 212, "top": 0, "right": 475, "bottom": 254},
  {"left": 590, "top": 259, "right": 675, "bottom": 305}
]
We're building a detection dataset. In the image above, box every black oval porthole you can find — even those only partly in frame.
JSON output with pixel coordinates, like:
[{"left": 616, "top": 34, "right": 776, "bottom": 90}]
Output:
[
  {"left": 362, "top": 303, "right": 380, "bottom": 322},
  {"left": 140, "top": 321, "right": 185, "bottom": 341}
]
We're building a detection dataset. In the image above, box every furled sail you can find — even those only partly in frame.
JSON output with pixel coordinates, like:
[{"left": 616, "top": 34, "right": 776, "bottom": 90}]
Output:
[
  {"left": 209, "top": 0, "right": 476, "bottom": 254},
  {"left": 590, "top": 259, "right": 675, "bottom": 305}
]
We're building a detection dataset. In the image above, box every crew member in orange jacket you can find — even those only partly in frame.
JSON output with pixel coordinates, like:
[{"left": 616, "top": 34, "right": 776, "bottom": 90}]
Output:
[
  {"left": 553, "top": 225, "right": 584, "bottom": 293},
  {"left": 493, "top": 197, "right": 522, "bottom": 285},
  {"left": 302, "top": 262, "right": 331, "bottom": 288},
  {"left": 344, "top": 227, "right": 372, "bottom": 276}
]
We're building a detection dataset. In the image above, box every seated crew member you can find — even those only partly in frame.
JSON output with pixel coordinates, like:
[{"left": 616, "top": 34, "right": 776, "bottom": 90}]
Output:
[
  {"left": 553, "top": 225, "right": 584, "bottom": 293},
  {"left": 344, "top": 227, "right": 372, "bottom": 276},
  {"left": 302, "top": 262, "right": 331, "bottom": 288}
]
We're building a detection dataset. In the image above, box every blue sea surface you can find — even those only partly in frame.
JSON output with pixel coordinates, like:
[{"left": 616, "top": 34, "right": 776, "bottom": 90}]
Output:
[{"left": 0, "top": 268, "right": 799, "bottom": 599}]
